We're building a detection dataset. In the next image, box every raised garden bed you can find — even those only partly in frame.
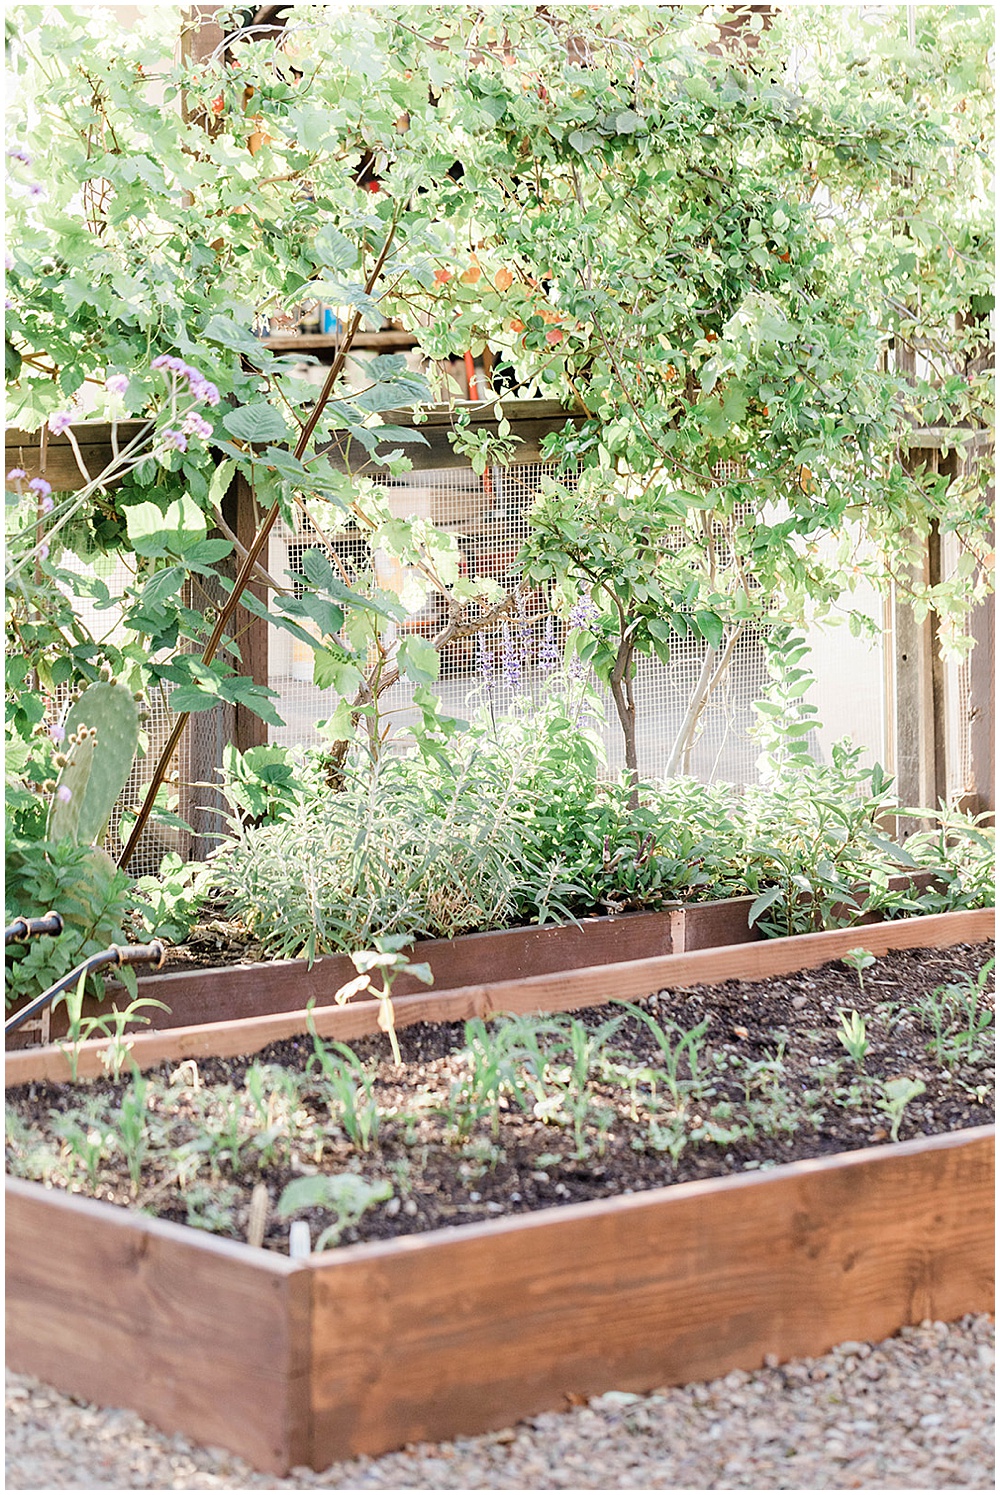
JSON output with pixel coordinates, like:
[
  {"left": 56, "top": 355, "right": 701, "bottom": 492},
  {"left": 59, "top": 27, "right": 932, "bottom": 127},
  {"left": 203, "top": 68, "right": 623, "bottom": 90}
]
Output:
[
  {"left": 5, "top": 872, "right": 948, "bottom": 1051},
  {"left": 5, "top": 909, "right": 994, "bottom": 1472}
]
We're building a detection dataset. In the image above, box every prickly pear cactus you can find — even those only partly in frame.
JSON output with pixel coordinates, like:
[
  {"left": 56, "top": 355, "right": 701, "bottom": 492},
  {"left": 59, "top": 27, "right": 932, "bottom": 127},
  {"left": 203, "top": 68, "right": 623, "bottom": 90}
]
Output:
[{"left": 46, "top": 682, "right": 139, "bottom": 847}]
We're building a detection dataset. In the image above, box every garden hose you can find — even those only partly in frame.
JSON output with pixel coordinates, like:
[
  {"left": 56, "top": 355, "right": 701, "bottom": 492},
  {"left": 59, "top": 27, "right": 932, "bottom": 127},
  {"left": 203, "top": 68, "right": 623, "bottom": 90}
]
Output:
[{"left": 4, "top": 940, "right": 167, "bottom": 1038}]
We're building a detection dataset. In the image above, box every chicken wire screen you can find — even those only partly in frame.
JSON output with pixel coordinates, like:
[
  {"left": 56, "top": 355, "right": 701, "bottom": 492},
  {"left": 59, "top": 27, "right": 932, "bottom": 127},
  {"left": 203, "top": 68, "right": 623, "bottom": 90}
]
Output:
[
  {"left": 39, "top": 454, "right": 897, "bottom": 882},
  {"left": 266, "top": 458, "right": 886, "bottom": 787}
]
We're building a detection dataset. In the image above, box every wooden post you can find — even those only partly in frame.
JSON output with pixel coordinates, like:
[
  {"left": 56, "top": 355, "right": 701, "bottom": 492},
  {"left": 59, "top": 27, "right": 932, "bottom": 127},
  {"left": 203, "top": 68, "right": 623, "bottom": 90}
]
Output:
[
  {"left": 892, "top": 508, "right": 946, "bottom": 831},
  {"left": 967, "top": 504, "right": 995, "bottom": 820},
  {"left": 224, "top": 472, "right": 271, "bottom": 753}
]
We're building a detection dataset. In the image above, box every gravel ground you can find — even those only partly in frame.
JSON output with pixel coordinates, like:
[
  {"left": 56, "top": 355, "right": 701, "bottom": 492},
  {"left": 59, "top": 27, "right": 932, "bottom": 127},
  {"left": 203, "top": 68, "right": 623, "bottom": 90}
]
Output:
[{"left": 6, "top": 1314, "right": 994, "bottom": 1490}]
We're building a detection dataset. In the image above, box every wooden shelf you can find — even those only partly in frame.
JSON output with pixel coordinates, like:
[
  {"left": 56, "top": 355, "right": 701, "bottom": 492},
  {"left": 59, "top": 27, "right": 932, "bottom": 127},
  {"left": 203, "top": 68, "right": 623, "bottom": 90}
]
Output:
[{"left": 261, "top": 330, "right": 418, "bottom": 352}]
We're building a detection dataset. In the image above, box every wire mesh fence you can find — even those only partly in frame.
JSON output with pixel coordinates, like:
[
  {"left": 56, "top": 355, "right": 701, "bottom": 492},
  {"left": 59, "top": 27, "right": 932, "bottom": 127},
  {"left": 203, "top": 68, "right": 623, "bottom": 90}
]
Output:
[
  {"left": 267, "top": 457, "right": 887, "bottom": 785},
  {"left": 40, "top": 452, "right": 914, "bottom": 876}
]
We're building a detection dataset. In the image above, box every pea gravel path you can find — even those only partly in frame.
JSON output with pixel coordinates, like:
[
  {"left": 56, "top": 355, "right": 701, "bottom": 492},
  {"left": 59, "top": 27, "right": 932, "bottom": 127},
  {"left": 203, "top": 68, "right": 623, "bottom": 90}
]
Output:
[{"left": 5, "top": 1314, "right": 993, "bottom": 1490}]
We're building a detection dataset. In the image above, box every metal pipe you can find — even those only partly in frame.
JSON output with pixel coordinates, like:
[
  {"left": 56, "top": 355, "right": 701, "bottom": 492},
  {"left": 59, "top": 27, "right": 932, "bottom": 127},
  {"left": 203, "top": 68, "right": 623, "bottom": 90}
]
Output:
[
  {"left": 4, "top": 911, "right": 64, "bottom": 945},
  {"left": 4, "top": 941, "right": 166, "bottom": 1037}
]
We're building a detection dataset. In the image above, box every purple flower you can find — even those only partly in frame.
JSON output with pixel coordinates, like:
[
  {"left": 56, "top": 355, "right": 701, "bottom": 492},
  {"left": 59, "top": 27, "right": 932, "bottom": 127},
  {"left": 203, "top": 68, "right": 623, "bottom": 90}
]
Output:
[
  {"left": 56, "top": 784, "right": 72, "bottom": 803},
  {"left": 41, "top": 494, "right": 54, "bottom": 514},
  {"left": 28, "top": 183, "right": 46, "bottom": 202},
  {"left": 151, "top": 354, "right": 172, "bottom": 370},
  {"left": 188, "top": 372, "right": 220, "bottom": 406},
  {"left": 568, "top": 594, "right": 599, "bottom": 630},
  {"left": 162, "top": 428, "right": 188, "bottom": 452},
  {"left": 500, "top": 620, "right": 522, "bottom": 691},
  {"left": 28, "top": 477, "right": 52, "bottom": 498},
  {"left": 49, "top": 723, "right": 66, "bottom": 744},
  {"left": 476, "top": 634, "right": 494, "bottom": 691},
  {"left": 4, "top": 298, "right": 12, "bottom": 310},
  {"left": 182, "top": 411, "right": 213, "bottom": 440},
  {"left": 7, "top": 146, "right": 31, "bottom": 165},
  {"left": 539, "top": 615, "right": 560, "bottom": 674},
  {"left": 48, "top": 411, "right": 73, "bottom": 436},
  {"left": 106, "top": 373, "right": 129, "bottom": 396},
  {"left": 6, "top": 467, "right": 26, "bottom": 482},
  {"left": 38, "top": 543, "right": 49, "bottom": 561}
]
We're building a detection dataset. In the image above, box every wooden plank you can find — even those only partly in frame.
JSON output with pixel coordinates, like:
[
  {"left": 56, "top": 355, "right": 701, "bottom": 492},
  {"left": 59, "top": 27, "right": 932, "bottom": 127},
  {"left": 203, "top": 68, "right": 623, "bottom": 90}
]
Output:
[
  {"left": 306, "top": 1127, "right": 994, "bottom": 1463},
  {"left": 5, "top": 401, "right": 583, "bottom": 486},
  {"left": 893, "top": 475, "right": 943, "bottom": 828},
  {"left": 4, "top": 905, "right": 683, "bottom": 1047},
  {"left": 5, "top": 1178, "right": 312, "bottom": 1474},
  {"left": 6, "top": 880, "right": 941, "bottom": 1047},
  {"left": 907, "top": 425, "right": 993, "bottom": 453},
  {"left": 262, "top": 330, "right": 418, "bottom": 351},
  {"left": 6, "top": 907, "right": 992, "bottom": 1086},
  {"left": 319, "top": 411, "right": 581, "bottom": 473},
  {"left": 5, "top": 422, "right": 151, "bottom": 492}
]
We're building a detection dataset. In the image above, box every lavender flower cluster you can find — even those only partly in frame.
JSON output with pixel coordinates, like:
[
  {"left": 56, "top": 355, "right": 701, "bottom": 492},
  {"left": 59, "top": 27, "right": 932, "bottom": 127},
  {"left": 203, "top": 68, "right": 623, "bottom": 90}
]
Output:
[
  {"left": 5, "top": 469, "right": 53, "bottom": 513},
  {"left": 151, "top": 355, "right": 220, "bottom": 404},
  {"left": 151, "top": 354, "right": 220, "bottom": 451}
]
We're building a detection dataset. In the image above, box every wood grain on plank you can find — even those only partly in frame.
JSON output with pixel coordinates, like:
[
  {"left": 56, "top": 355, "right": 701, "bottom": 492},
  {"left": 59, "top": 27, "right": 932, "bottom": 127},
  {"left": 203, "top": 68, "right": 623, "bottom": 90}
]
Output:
[
  {"left": 3, "top": 881, "right": 942, "bottom": 1048},
  {"left": 5, "top": 1178, "right": 311, "bottom": 1473},
  {"left": 6, "top": 908, "right": 993, "bottom": 1086},
  {"left": 305, "top": 1127, "right": 994, "bottom": 1463}
]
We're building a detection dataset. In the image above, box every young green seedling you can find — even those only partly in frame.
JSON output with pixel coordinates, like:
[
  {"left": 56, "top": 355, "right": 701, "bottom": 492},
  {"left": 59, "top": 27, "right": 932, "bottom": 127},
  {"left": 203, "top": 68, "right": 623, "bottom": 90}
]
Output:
[
  {"left": 333, "top": 933, "right": 433, "bottom": 1065},
  {"left": 277, "top": 1172, "right": 393, "bottom": 1252},
  {"left": 842, "top": 947, "right": 876, "bottom": 992},
  {"left": 876, "top": 1076, "right": 926, "bottom": 1141},
  {"left": 836, "top": 1009, "right": 870, "bottom": 1068}
]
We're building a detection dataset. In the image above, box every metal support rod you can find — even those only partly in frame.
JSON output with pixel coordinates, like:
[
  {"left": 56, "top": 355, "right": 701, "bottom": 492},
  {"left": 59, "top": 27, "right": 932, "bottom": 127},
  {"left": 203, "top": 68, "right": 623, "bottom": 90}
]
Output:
[{"left": 4, "top": 941, "right": 166, "bottom": 1037}]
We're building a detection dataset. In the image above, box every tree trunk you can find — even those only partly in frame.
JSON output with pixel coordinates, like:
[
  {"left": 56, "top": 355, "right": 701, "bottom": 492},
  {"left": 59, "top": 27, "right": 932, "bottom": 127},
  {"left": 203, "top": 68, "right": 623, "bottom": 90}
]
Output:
[{"left": 609, "top": 639, "right": 639, "bottom": 808}]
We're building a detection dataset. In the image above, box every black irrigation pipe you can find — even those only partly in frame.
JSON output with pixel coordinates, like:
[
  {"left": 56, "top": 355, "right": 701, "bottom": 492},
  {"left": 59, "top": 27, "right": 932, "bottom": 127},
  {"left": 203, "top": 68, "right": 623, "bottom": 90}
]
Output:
[
  {"left": 5, "top": 911, "right": 64, "bottom": 945},
  {"left": 5, "top": 941, "right": 167, "bottom": 1038}
]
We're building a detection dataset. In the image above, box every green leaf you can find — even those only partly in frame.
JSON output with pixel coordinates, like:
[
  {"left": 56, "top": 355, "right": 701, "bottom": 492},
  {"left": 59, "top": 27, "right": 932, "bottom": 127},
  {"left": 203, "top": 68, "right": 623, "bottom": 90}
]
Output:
[
  {"left": 397, "top": 634, "right": 440, "bottom": 685},
  {"left": 202, "top": 315, "right": 270, "bottom": 358},
  {"left": 313, "top": 648, "right": 362, "bottom": 694},
  {"left": 139, "top": 566, "right": 185, "bottom": 609},
  {"left": 298, "top": 592, "right": 346, "bottom": 638},
  {"left": 208, "top": 458, "right": 236, "bottom": 511},
  {"left": 125, "top": 493, "right": 207, "bottom": 557},
  {"left": 312, "top": 225, "right": 358, "bottom": 273},
  {"left": 747, "top": 885, "right": 784, "bottom": 927},
  {"left": 860, "top": 826, "right": 918, "bottom": 868},
  {"left": 223, "top": 403, "right": 290, "bottom": 445},
  {"left": 694, "top": 611, "right": 724, "bottom": 650},
  {"left": 168, "top": 681, "right": 222, "bottom": 713},
  {"left": 184, "top": 538, "right": 233, "bottom": 571}
]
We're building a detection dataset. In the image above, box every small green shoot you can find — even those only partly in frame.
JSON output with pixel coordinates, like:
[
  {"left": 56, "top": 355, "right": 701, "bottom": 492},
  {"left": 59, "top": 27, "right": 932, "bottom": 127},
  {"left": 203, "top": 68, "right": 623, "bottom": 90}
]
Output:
[
  {"left": 876, "top": 1076, "right": 926, "bottom": 1141},
  {"left": 842, "top": 946, "right": 876, "bottom": 992},
  {"left": 836, "top": 1009, "right": 869, "bottom": 1067},
  {"left": 276, "top": 1172, "right": 393, "bottom": 1251},
  {"left": 334, "top": 934, "right": 434, "bottom": 1065}
]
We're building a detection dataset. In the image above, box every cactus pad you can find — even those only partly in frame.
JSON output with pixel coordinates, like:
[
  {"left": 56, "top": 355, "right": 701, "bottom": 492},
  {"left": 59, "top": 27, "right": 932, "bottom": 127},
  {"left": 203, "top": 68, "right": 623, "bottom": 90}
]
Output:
[{"left": 47, "top": 683, "right": 139, "bottom": 847}]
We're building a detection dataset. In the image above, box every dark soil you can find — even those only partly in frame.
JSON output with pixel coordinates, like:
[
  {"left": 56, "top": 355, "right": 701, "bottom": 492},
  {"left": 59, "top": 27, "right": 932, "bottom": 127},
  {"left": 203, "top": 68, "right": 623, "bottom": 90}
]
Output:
[{"left": 6, "top": 941, "right": 993, "bottom": 1255}]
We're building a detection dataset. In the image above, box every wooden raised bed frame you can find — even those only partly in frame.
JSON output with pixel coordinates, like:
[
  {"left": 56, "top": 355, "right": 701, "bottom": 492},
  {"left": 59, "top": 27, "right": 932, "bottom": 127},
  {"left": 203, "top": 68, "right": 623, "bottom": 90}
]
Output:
[
  {"left": 6, "top": 909, "right": 995, "bottom": 1474},
  {"left": 5, "top": 873, "right": 946, "bottom": 1053}
]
